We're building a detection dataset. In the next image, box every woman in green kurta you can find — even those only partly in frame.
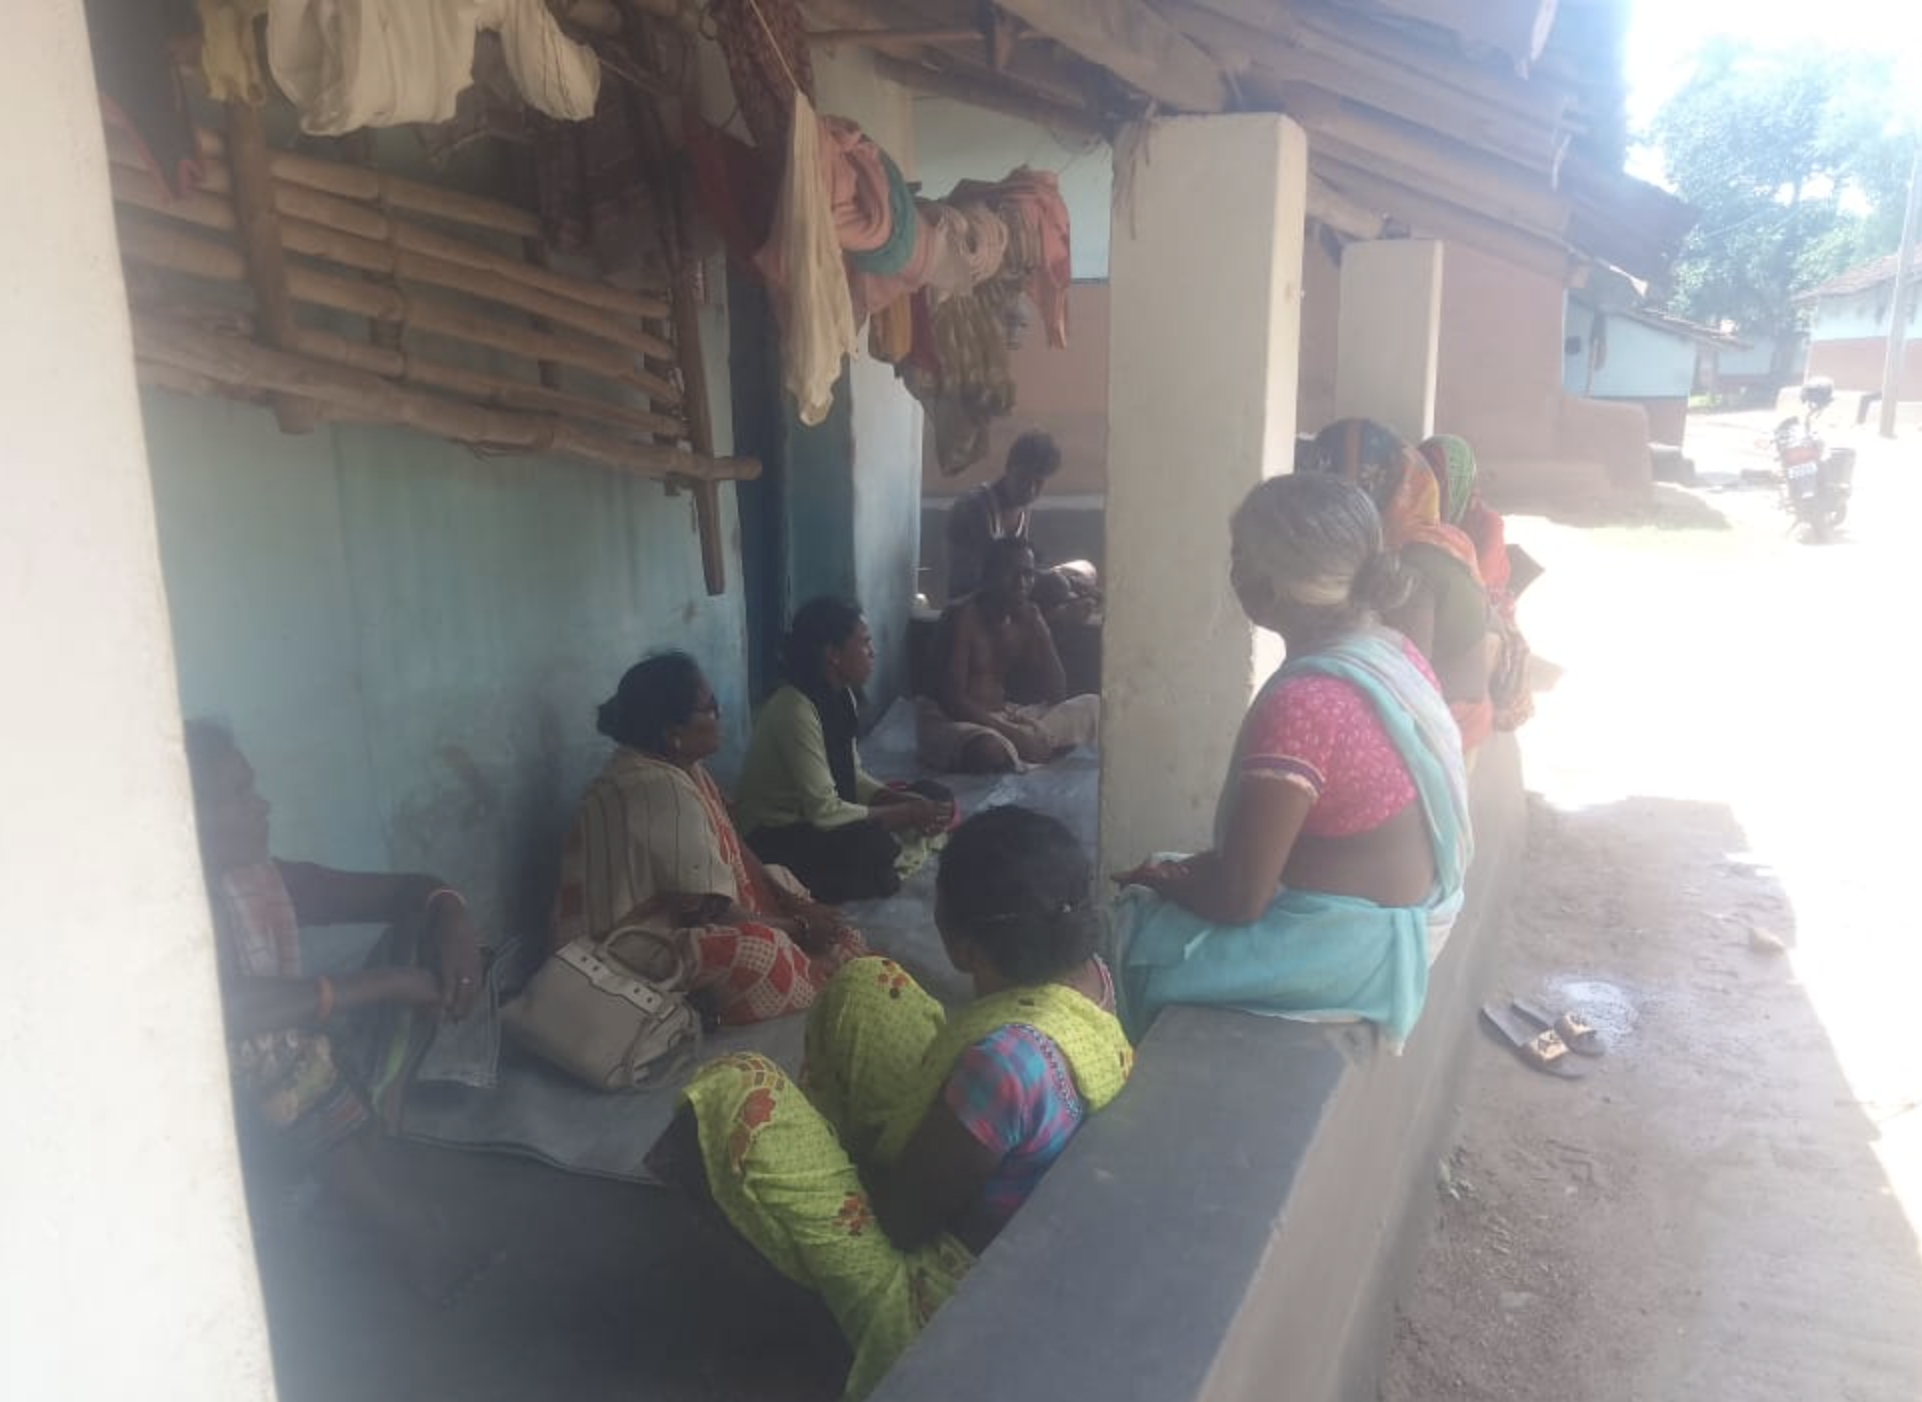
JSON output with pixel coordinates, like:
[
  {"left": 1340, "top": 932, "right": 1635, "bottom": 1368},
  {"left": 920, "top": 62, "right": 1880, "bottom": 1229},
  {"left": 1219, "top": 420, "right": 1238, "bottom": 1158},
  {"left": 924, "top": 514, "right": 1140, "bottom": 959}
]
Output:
[
  {"left": 649, "top": 806, "right": 1132, "bottom": 1400},
  {"left": 735, "top": 598, "right": 954, "bottom": 903}
]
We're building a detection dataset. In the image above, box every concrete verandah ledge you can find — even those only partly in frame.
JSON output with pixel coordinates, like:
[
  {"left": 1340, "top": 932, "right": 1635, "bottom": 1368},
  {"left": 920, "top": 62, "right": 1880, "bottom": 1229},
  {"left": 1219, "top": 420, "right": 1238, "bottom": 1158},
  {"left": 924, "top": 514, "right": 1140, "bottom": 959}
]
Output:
[{"left": 875, "top": 732, "right": 1528, "bottom": 1402}]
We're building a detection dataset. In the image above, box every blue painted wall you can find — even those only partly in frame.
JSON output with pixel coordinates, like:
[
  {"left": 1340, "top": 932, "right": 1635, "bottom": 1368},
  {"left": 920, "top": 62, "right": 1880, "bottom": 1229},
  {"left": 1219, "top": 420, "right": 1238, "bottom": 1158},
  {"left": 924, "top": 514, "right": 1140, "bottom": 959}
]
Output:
[{"left": 144, "top": 391, "right": 748, "bottom": 939}]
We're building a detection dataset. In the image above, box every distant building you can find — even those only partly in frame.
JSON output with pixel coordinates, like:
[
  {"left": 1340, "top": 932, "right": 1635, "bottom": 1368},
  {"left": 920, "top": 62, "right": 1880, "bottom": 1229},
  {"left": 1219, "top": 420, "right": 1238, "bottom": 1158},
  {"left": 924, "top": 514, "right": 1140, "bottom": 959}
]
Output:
[
  {"left": 1561, "top": 293, "right": 1744, "bottom": 445},
  {"left": 1796, "top": 250, "right": 1922, "bottom": 397}
]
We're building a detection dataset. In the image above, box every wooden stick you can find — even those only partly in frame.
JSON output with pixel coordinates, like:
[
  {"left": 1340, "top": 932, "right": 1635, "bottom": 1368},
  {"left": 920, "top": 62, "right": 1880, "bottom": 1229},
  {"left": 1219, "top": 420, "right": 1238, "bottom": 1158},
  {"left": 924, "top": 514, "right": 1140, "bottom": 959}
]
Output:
[
  {"left": 132, "top": 317, "right": 758, "bottom": 483},
  {"left": 523, "top": 238, "right": 565, "bottom": 391},
  {"left": 811, "top": 27, "right": 981, "bottom": 46},
  {"left": 284, "top": 325, "right": 691, "bottom": 440},
  {"left": 400, "top": 358, "right": 690, "bottom": 441},
  {"left": 107, "top": 130, "right": 672, "bottom": 323},
  {"left": 114, "top": 215, "right": 684, "bottom": 406},
  {"left": 226, "top": 102, "right": 317, "bottom": 433},
  {"left": 671, "top": 263, "right": 726, "bottom": 595},
  {"left": 195, "top": 127, "right": 544, "bottom": 240},
  {"left": 136, "top": 357, "right": 244, "bottom": 400}
]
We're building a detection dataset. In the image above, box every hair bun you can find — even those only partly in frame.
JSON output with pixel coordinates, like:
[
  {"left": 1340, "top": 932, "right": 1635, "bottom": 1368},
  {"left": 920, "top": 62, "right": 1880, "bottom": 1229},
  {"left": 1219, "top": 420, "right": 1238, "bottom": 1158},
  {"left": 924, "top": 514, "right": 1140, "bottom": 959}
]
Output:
[{"left": 1352, "top": 549, "right": 1412, "bottom": 615}]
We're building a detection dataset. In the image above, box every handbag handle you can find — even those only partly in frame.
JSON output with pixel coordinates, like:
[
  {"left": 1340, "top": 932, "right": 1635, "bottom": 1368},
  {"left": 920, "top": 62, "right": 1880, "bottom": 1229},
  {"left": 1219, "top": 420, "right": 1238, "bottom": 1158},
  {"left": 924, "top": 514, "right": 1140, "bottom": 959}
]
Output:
[{"left": 596, "top": 920, "right": 694, "bottom": 992}]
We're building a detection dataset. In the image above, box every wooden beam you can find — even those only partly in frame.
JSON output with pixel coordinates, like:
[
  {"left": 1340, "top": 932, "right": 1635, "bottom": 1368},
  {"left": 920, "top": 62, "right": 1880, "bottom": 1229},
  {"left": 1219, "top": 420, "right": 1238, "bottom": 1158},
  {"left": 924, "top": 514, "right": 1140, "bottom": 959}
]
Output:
[
  {"left": 225, "top": 102, "right": 316, "bottom": 434},
  {"left": 108, "top": 125, "right": 672, "bottom": 321},
  {"left": 1157, "top": 0, "right": 1567, "bottom": 174},
  {"left": 811, "top": 26, "right": 980, "bottom": 46},
  {"left": 872, "top": 53, "right": 1109, "bottom": 141},
  {"left": 991, "top": 0, "right": 1228, "bottom": 112},
  {"left": 1306, "top": 174, "right": 1387, "bottom": 240},
  {"left": 1365, "top": 0, "right": 1561, "bottom": 71},
  {"left": 1311, "top": 154, "right": 1576, "bottom": 282},
  {"left": 194, "top": 127, "right": 544, "bottom": 241},
  {"left": 114, "top": 216, "right": 685, "bottom": 407},
  {"left": 672, "top": 263, "right": 728, "bottom": 595},
  {"left": 1306, "top": 112, "right": 1571, "bottom": 240},
  {"left": 109, "top": 166, "right": 677, "bottom": 361},
  {"left": 132, "top": 317, "right": 759, "bottom": 483}
]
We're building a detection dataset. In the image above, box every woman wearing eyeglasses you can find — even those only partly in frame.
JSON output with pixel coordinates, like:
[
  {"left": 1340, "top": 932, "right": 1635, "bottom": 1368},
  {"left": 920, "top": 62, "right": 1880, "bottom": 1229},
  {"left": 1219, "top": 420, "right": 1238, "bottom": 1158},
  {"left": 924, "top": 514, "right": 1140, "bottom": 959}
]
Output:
[{"left": 550, "top": 651, "right": 867, "bottom": 1026}]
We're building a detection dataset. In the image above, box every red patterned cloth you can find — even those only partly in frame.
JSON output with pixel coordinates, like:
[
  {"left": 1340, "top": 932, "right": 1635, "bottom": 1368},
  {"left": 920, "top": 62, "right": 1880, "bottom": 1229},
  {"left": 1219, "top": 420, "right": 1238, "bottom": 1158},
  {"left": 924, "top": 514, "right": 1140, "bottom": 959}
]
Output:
[{"left": 553, "top": 749, "right": 865, "bottom": 1025}]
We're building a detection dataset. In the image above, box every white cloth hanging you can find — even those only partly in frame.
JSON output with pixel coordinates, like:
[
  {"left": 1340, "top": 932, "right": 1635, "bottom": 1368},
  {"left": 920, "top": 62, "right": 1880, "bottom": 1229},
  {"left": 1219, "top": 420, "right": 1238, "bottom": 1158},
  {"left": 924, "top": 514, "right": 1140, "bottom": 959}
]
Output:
[
  {"left": 267, "top": 0, "right": 598, "bottom": 136},
  {"left": 759, "top": 91, "right": 858, "bottom": 428}
]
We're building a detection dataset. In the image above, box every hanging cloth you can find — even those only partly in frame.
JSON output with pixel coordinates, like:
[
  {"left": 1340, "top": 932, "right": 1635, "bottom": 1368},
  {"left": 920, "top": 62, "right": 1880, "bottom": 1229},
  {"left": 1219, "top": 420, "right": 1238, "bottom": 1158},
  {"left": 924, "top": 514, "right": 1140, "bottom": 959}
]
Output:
[
  {"left": 267, "top": 0, "right": 599, "bottom": 136},
  {"left": 708, "top": 0, "right": 814, "bottom": 153},
  {"left": 758, "top": 90, "right": 858, "bottom": 426},
  {"left": 87, "top": 0, "right": 203, "bottom": 199},
  {"left": 846, "top": 147, "right": 917, "bottom": 276},
  {"left": 198, "top": 0, "right": 271, "bottom": 105},
  {"left": 868, "top": 296, "right": 912, "bottom": 364},
  {"left": 996, "top": 169, "right": 1072, "bottom": 349},
  {"left": 529, "top": 28, "right": 672, "bottom": 279}
]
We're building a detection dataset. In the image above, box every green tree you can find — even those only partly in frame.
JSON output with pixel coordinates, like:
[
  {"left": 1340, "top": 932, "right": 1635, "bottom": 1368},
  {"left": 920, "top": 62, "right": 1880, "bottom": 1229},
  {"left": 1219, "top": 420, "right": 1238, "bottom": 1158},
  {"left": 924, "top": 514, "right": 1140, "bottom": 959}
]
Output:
[{"left": 1644, "top": 40, "right": 1907, "bottom": 337}]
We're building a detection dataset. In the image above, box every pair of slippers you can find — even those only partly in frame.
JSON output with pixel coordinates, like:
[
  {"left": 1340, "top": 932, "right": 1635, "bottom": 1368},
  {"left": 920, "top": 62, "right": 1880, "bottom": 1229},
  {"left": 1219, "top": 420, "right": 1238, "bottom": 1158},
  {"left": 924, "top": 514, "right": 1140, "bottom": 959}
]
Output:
[{"left": 1481, "top": 999, "right": 1605, "bottom": 1078}]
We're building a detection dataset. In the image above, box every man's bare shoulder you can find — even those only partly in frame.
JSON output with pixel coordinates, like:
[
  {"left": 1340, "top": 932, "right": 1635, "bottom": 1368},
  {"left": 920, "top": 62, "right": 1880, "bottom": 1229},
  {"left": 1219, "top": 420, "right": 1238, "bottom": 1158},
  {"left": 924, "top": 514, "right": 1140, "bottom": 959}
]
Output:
[{"left": 941, "top": 595, "right": 984, "bottom": 631}]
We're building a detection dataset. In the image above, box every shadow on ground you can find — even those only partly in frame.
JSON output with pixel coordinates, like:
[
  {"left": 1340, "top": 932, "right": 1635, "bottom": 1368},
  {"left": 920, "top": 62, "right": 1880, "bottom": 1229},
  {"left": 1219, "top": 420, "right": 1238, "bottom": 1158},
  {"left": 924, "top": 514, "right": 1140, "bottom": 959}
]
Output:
[
  {"left": 1507, "top": 483, "right": 1735, "bottom": 532},
  {"left": 1383, "top": 792, "right": 1922, "bottom": 1401},
  {"left": 254, "top": 1149, "right": 840, "bottom": 1402}
]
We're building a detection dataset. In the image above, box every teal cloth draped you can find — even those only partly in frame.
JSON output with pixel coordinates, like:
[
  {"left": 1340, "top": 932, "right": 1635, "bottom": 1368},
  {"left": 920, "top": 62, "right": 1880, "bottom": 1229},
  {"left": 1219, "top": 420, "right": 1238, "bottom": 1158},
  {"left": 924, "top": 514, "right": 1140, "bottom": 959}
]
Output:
[
  {"left": 1118, "top": 627, "right": 1472, "bottom": 1049},
  {"left": 848, "top": 150, "right": 918, "bottom": 276}
]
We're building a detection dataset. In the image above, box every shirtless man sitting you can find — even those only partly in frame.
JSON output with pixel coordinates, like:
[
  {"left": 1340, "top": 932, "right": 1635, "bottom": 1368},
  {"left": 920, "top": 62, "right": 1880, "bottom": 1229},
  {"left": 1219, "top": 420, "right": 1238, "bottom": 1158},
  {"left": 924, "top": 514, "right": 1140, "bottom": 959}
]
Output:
[{"left": 916, "top": 538, "right": 1101, "bottom": 773}]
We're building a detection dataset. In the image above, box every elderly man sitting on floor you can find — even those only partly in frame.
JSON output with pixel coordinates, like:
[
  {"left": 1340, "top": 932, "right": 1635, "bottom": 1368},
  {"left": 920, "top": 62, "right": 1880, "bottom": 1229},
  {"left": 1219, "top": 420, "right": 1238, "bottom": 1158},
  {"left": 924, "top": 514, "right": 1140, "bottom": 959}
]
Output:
[{"left": 915, "top": 537, "right": 1100, "bottom": 774}]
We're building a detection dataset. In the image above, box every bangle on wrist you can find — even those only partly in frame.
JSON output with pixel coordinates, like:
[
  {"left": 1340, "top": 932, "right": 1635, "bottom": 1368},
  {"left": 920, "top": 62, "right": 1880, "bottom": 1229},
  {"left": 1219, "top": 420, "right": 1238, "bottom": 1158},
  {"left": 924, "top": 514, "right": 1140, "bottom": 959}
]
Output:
[
  {"left": 314, "top": 975, "right": 336, "bottom": 1026},
  {"left": 425, "top": 886, "right": 465, "bottom": 915}
]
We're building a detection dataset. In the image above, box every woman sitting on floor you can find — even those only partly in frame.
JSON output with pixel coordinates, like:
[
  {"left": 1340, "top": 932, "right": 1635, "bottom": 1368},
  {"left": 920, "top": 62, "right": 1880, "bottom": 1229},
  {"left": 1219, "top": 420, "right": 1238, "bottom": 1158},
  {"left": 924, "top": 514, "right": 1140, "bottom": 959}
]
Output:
[
  {"left": 551, "top": 652, "right": 866, "bottom": 1026},
  {"left": 1418, "top": 432, "right": 1536, "bottom": 734},
  {"left": 649, "top": 805, "right": 1133, "bottom": 1400},
  {"left": 184, "top": 718, "right": 494, "bottom": 1301},
  {"left": 1305, "top": 418, "right": 1497, "bottom": 751},
  {"left": 1115, "top": 474, "right": 1472, "bottom": 1048},
  {"left": 734, "top": 597, "right": 955, "bottom": 904}
]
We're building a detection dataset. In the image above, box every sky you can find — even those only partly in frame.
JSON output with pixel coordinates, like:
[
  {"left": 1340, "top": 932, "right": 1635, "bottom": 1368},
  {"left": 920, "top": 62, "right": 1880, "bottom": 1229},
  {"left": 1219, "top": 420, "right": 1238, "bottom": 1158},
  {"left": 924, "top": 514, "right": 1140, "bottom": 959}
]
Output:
[{"left": 1624, "top": 0, "right": 1922, "bottom": 181}]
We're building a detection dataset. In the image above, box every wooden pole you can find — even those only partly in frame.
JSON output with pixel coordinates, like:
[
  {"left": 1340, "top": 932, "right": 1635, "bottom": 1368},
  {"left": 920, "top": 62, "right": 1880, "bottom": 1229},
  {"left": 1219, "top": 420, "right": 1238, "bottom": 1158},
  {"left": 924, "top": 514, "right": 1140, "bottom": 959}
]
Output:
[
  {"left": 672, "top": 262, "right": 727, "bottom": 595},
  {"left": 131, "top": 317, "right": 758, "bottom": 483},
  {"left": 1879, "top": 140, "right": 1922, "bottom": 438},
  {"left": 225, "top": 102, "right": 316, "bottom": 433}
]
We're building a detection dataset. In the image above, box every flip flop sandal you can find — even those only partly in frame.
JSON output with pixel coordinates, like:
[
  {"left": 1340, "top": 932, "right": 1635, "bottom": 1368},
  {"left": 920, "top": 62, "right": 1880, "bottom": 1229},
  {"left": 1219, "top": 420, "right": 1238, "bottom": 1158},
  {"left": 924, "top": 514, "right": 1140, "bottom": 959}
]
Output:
[
  {"left": 1511, "top": 998, "right": 1605, "bottom": 1056},
  {"left": 1480, "top": 1003, "right": 1591, "bottom": 1079}
]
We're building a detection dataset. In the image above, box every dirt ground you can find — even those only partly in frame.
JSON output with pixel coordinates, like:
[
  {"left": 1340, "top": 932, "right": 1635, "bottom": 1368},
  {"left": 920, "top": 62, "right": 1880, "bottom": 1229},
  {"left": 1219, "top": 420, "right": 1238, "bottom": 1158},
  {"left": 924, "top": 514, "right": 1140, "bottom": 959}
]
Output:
[{"left": 1380, "top": 415, "right": 1922, "bottom": 1401}]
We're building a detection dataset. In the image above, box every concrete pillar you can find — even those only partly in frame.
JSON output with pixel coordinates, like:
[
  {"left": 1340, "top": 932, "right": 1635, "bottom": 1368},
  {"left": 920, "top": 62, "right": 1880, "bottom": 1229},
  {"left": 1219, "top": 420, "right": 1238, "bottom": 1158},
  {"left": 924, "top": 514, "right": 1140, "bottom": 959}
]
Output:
[
  {"left": 0, "top": 9, "right": 275, "bottom": 1400},
  {"left": 1101, "top": 115, "right": 1306, "bottom": 871},
  {"left": 1334, "top": 239, "right": 1444, "bottom": 442}
]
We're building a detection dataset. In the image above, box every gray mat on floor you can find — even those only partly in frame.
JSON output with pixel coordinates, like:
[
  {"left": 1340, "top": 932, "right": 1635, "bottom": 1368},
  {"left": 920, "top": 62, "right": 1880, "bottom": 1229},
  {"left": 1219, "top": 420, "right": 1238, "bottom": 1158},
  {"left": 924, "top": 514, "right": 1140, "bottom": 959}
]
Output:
[
  {"left": 401, "top": 1015, "right": 809, "bottom": 1184},
  {"left": 398, "top": 699, "right": 1099, "bottom": 1183}
]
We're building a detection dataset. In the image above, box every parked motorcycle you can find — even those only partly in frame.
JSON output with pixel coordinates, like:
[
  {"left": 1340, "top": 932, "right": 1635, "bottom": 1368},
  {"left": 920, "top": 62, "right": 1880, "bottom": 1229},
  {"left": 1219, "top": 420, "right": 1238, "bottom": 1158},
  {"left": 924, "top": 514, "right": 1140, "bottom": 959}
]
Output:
[{"left": 1773, "top": 378, "right": 1854, "bottom": 541}]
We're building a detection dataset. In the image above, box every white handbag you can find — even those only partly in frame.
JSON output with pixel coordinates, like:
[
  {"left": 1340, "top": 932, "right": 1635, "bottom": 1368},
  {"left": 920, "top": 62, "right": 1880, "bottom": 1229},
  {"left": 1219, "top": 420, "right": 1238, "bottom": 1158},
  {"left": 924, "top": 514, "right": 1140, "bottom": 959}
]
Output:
[{"left": 500, "top": 924, "right": 701, "bottom": 1091}]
